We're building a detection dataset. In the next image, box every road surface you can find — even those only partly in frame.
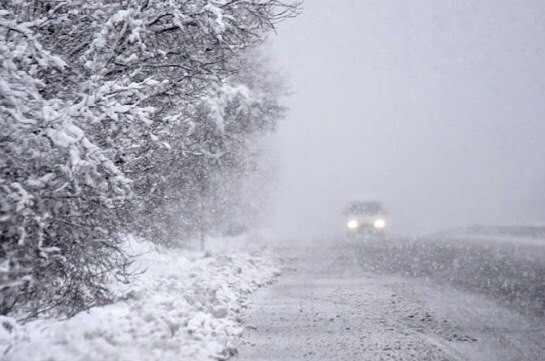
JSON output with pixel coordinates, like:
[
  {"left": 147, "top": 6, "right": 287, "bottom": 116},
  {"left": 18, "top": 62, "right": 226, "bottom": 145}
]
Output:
[{"left": 236, "top": 237, "right": 545, "bottom": 361}]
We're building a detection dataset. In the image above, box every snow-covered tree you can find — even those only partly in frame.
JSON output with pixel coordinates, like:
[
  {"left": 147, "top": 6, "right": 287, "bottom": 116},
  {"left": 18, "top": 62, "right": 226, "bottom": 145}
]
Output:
[
  {"left": 134, "top": 47, "right": 288, "bottom": 244},
  {"left": 0, "top": 8, "right": 132, "bottom": 316},
  {"left": 0, "top": 0, "right": 299, "bottom": 317}
]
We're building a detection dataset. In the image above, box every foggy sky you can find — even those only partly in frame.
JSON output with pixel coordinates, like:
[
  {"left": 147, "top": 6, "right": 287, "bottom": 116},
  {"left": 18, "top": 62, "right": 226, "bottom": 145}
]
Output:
[{"left": 267, "top": 0, "right": 545, "bottom": 236}]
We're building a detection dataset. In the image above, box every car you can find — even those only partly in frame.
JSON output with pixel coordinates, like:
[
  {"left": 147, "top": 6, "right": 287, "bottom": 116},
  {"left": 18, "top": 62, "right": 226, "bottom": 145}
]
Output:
[{"left": 344, "top": 201, "right": 388, "bottom": 237}]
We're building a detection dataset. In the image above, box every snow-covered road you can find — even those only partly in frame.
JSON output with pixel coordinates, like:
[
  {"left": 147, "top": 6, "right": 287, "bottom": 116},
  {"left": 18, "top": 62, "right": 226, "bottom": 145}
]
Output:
[{"left": 236, "top": 238, "right": 545, "bottom": 361}]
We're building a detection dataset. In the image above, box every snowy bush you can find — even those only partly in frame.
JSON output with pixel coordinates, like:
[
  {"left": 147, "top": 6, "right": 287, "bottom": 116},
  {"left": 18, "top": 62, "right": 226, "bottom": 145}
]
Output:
[
  {"left": 0, "top": 0, "right": 299, "bottom": 317},
  {"left": 135, "top": 50, "right": 287, "bottom": 245},
  {"left": 0, "top": 8, "right": 132, "bottom": 317}
]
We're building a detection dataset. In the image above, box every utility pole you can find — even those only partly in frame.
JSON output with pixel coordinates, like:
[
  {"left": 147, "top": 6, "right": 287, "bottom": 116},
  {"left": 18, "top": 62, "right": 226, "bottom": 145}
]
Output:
[
  {"left": 199, "top": 195, "right": 204, "bottom": 251},
  {"left": 197, "top": 162, "right": 206, "bottom": 252}
]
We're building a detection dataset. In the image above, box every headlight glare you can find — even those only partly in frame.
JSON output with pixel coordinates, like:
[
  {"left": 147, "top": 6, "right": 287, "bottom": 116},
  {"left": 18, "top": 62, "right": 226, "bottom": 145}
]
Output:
[
  {"left": 347, "top": 220, "right": 359, "bottom": 229},
  {"left": 374, "top": 219, "right": 386, "bottom": 229}
]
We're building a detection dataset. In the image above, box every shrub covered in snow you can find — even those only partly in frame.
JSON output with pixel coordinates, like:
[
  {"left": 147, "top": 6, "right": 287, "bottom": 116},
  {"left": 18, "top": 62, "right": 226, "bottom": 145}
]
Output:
[
  {"left": 0, "top": 8, "right": 133, "bottom": 316},
  {"left": 0, "top": 1, "right": 299, "bottom": 317}
]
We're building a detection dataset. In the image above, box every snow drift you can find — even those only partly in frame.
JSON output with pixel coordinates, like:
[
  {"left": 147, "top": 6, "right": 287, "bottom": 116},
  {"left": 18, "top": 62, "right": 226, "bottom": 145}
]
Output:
[{"left": 0, "top": 237, "right": 280, "bottom": 361}]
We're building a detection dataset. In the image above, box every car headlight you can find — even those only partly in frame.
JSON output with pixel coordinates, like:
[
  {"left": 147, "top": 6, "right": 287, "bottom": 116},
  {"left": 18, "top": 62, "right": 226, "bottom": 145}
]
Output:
[
  {"left": 347, "top": 220, "right": 359, "bottom": 229},
  {"left": 373, "top": 219, "right": 386, "bottom": 229}
]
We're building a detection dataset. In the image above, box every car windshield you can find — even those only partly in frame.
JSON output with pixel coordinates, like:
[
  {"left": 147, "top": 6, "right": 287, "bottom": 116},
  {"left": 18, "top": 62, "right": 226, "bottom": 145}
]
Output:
[{"left": 347, "top": 202, "right": 383, "bottom": 215}]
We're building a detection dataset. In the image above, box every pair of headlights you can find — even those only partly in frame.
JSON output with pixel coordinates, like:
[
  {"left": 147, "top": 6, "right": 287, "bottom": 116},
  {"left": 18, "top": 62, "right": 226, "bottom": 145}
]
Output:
[{"left": 347, "top": 219, "right": 386, "bottom": 229}]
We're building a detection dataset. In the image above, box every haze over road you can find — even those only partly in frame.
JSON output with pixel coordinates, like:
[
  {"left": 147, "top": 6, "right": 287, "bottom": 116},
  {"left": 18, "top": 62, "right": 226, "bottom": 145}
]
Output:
[{"left": 268, "top": 0, "right": 545, "bottom": 236}]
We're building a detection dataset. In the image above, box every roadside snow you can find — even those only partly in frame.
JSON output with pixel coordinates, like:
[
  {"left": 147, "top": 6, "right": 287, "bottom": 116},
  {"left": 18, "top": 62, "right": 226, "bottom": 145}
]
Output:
[
  {"left": 441, "top": 232, "right": 545, "bottom": 247},
  {"left": 0, "top": 236, "right": 280, "bottom": 361}
]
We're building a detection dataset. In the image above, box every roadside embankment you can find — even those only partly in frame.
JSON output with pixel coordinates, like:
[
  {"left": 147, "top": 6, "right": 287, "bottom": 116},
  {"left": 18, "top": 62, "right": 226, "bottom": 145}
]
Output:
[{"left": 0, "top": 235, "right": 280, "bottom": 361}]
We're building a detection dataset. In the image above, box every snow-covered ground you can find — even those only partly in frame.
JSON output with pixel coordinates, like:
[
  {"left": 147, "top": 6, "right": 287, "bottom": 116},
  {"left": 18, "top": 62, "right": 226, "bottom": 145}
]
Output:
[
  {"left": 353, "top": 232, "right": 545, "bottom": 316},
  {"left": 236, "top": 238, "right": 545, "bottom": 360},
  {"left": 0, "top": 235, "right": 280, "bottom": 361}
]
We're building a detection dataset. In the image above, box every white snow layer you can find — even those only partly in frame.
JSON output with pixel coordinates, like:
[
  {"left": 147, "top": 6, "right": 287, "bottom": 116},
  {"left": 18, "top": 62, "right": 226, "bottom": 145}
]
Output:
[{"left": 0, "top": 236, "right": 280, "bottom": 361}]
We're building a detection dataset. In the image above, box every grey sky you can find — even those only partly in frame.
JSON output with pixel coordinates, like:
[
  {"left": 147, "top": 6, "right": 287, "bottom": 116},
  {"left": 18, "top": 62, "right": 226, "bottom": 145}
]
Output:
[{"left": 267, "top": 0, "right": 545, "bottom": 236}]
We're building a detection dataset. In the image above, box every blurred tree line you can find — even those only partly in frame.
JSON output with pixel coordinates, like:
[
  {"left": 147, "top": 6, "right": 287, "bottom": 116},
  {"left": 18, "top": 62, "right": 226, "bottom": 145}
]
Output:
[{"left": 0, "top": 0, "right": 299, "bottom": 318}]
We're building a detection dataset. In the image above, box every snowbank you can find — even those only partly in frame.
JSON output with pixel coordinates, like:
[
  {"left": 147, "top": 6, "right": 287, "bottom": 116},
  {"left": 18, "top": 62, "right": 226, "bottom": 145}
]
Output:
[
  {"left": 438, "top": 225, "right": 545, "bottom": 245},
  {"left": 0, "top": 236, "right": 280, "bottom": 361}
]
